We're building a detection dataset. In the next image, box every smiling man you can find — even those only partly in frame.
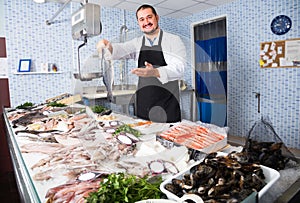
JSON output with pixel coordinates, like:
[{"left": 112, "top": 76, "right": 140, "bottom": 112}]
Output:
[{"left": 96, "top": 4, "right": 186, "bottom": 123}]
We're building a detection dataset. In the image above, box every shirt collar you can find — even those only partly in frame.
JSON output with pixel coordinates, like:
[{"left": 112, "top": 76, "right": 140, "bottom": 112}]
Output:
[{"left": 145, "top": 30, "right": 161, "bottom": 46}]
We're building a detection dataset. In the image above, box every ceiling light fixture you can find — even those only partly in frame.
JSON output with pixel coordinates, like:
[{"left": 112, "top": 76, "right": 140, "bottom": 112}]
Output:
[{"left": 33, "top": 0, "right": 46, "bottom": 3}]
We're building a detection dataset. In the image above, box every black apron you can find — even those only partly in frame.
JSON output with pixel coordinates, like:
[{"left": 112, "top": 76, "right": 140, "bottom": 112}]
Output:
[{"left": 136, "top": 30, "right": 181, "bottom": 123}]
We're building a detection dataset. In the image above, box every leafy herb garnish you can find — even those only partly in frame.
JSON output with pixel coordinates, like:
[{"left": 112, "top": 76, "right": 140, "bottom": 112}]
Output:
[
  {"left": 16, "top": 102, "right": 34, "bottom": 109},
  {"left": 91, "top": 105, "right": 107, "bottom": 113},
  {"left": 113, "top": 124, "right": 141, "bottom": 137},
  {"left": 47, "top": 101, "right": 67, "bottom": 107},
  {"left": 85, "top": 173, "right": 163, "bottom": 203}
]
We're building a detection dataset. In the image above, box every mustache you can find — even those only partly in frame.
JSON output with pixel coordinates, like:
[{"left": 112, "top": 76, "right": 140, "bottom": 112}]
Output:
[
  {"left": 143, "top": 24, "right": 159, "bottom": 35},
  {"left": 143, "top": 23, "right": 153, "bottom": 28}
]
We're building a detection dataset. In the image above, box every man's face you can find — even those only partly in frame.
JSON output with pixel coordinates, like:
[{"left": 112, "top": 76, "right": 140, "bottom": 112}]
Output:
[{"left": 137, "top": 8, "right": 159, "bottom": 35}]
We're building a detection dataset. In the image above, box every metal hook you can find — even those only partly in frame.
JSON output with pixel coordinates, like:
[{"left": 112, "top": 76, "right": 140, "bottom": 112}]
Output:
[{"left": 253, "top": 92, "right": 261, "bottom": 113}]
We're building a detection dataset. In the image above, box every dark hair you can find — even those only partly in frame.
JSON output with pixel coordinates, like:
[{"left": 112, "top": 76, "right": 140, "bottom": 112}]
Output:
[{"left": 136, "top": 4, "right": 157, "bottom": 19}]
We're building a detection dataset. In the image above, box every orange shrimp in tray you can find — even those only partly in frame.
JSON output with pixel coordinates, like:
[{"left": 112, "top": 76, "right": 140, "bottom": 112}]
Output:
[
  {"left": 159, "top": 130, "right": 183, "bottom": 141},
  {"left": 183, "top": 139, "right": 207, "bottom": 150},
  {"left": 173, "top": 133, "right": 194, "bottom": 143},
  {"left": 157, "top": 121, "right": 227, "bottom": 153},
  {"left": 195, "top": 126, "right": 209, "bottom": 134},
  {"left": 196, "top": 132, "right": 222, "bottom": 143},
  {"left": 210, "top": 131, "right": 226, "bottom": 140}
]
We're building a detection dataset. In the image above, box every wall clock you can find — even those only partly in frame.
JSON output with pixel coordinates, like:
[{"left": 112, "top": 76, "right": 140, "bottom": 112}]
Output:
[{"left": 270, "top": 15, "right": 292, "bottom": 35}]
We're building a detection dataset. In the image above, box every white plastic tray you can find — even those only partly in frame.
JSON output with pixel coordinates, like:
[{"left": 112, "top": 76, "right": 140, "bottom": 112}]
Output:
[
  {"left": 136, "top": 200, "right": 177, "bottom": 203},
  {"left": 160, "top": 161, "right": 280, "bottom": 201}
]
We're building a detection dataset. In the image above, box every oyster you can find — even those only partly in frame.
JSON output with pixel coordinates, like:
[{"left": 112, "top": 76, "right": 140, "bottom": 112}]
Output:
[{"left": 164, "top": 153, "right": 267, "bottom": 202}]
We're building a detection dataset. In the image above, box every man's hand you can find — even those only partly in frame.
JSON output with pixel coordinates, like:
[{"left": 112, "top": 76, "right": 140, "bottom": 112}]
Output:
[
  {"left": 96, "top": 39, "right": 112, "bottom": 54},
  {"left": 131, "top": 61, "right": 160, "bottom": 78}
]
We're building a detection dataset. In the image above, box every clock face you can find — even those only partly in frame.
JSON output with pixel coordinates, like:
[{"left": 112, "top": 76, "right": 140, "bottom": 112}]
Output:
[{"left": 270, "top": 15, "right": 292, "bottom": 35}]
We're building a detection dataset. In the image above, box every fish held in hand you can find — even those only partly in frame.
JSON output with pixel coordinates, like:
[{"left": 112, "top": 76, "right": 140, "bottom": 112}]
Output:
[{"left": 100, "top": 48, "right": 114, "bottom": 102}]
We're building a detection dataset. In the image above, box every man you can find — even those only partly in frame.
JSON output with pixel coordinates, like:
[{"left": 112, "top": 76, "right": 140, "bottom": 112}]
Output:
[{"left": 97, "top": 4, "right": 186, "bottom": 123}]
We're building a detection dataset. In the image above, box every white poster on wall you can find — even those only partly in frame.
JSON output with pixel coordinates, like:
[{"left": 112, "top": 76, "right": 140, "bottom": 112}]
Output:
[
  {"left": 285, "top": 40, "right": 300, "bottom": 64},
  {"left": 0, "top": 58, "right": 8, "bottom": 78}
]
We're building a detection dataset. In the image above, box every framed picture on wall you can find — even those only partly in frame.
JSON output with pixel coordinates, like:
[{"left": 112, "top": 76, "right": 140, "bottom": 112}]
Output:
[{"left": 18, "top": 59, "right": 31, "bottom": 72}]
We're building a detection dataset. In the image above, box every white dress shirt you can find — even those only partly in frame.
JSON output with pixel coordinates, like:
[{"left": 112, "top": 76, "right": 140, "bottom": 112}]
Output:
[{"left": 110, "top": 30, "right": 186, "bottom": 84}]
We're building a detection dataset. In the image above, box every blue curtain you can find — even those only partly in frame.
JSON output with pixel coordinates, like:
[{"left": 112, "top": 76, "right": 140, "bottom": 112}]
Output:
[
  {"left": 194, "top": 19, "right": 227, "bottom": 126},
  {"left": 195, "top": 37, "right": 227, "bottom": 62}
]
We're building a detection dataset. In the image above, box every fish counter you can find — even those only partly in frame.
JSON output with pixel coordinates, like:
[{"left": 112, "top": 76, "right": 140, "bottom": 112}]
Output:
[{"left": 3, "top": 100, "right": 282, "bottom": 203}]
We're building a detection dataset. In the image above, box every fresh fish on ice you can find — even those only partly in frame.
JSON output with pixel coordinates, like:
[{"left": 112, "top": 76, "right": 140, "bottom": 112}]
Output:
[{"left": 100, "top": 48, "right": 114, "bottom": 102}]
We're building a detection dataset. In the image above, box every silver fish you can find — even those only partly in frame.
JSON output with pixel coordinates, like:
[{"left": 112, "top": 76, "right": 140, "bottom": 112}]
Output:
[{"left": 100, "top": 48, "right": 114, "bottom": 102}]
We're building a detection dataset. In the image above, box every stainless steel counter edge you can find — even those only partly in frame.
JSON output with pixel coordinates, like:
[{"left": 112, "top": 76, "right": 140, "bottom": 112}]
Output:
[{"left": 3, "top": 110, "right": 41, "bottom": 203}]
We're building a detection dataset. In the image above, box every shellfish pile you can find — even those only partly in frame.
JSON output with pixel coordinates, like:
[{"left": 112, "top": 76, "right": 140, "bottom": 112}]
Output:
[
  {"left": 239, "top": 139, "right": 290, "bottom": 170},
  {"left": 164, "top": 152, "right": 266, "bottom": 202},
  {"left": 244, "top": 116, "right": 297, "bottom": 170}
]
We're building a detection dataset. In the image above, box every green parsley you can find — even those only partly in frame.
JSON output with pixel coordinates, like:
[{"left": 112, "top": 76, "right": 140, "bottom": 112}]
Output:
[
  {"left": 47, "top": 101, "right": 67, "bottom": 107},
  {"left": 85, "top": 173, "right": 163, "bottom": 203},
  {"left": 113, "top": 124, "right": 141, "bottom": 137}
]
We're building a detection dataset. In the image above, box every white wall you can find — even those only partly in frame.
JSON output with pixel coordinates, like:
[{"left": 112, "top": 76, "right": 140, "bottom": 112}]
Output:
[{"left": 0, "top": 0, "right": 5, "bottom": 36}]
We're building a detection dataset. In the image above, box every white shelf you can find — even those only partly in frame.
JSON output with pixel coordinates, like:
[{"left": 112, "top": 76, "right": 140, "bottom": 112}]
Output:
[{"left": 13, "top": 71, "right": 64, "bottom": 75}]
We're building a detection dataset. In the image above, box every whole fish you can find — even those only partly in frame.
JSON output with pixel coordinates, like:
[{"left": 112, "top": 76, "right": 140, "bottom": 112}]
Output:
[{"left": 100, "top": 48, "right": 114, "bottom": 102}]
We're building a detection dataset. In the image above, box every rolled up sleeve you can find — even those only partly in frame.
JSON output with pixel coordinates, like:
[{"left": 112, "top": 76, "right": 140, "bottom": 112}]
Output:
[
  {"left": 158, "top": 34, "right": 186, "bottom": 84},
  {"left": 111, "top": 38, "right": 141, "bottom": 60}
]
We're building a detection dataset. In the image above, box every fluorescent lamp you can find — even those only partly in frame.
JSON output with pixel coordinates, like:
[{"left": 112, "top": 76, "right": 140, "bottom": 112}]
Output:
[{"left": 33, "top": 0, "right": 46, "bottom": 3}]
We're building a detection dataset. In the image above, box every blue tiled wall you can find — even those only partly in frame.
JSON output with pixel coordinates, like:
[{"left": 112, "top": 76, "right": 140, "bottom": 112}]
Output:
[
  {"left": 5, "top": 0, "right": 74, "bottom": 104},
  {"left": 181, "top": 0, "right": 299, "bottom": 148},
  {"left": 4, "top": 0, "right": 299, "bottom": 149}
]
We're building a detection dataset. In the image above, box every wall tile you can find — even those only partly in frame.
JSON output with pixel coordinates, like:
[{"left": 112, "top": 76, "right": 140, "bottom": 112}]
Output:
[{"left": 182, "top": 0, "right": 299, "bottom": 148}]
